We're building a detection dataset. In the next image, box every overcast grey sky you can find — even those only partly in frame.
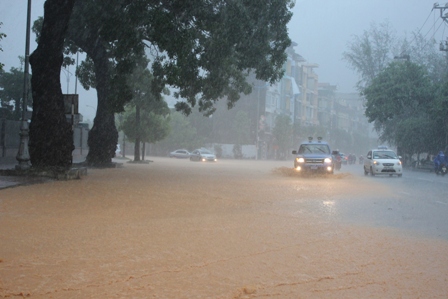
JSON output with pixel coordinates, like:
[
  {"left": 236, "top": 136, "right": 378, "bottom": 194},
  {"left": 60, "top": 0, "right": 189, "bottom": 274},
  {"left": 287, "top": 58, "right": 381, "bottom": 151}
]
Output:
[{"left": 0, "top": 1, "right": 446, "bottom": 119}]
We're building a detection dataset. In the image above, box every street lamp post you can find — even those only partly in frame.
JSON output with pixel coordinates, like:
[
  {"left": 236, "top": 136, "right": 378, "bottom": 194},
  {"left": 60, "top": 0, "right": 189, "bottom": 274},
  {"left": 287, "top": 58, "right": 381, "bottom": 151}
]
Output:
[
  {"left": 16, "top": 0, "right": 32, "bottom": 170},
  {"left": 256, "top": 84, "right": 260, "bottom": 160}
]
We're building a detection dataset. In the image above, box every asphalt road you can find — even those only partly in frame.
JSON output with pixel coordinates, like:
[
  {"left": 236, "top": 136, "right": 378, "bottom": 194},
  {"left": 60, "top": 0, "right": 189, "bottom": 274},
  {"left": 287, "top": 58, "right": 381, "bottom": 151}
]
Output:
[{"left": 332, "top": 163, "right": 448, "bottom": 240}]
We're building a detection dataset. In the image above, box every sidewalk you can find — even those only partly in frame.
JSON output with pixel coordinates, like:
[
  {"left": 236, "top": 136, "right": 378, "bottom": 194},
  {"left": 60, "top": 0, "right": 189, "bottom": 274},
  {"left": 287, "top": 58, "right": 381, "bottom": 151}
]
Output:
[{"left": 0, "top": 155, "right": 88, "bottom": 190}]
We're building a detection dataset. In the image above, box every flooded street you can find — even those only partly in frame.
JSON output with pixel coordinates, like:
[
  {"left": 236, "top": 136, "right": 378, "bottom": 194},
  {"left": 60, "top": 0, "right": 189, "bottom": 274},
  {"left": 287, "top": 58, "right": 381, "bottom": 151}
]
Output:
[{"left": 1, "top": 158, "right": 447, "bottom": 298}]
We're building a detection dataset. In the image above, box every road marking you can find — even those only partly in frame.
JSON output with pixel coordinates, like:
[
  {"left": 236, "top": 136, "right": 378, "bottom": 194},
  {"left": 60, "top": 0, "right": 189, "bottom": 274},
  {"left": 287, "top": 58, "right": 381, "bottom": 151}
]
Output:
[
  {"left": 399, "top": 191, "right": 411, "bottom": 196},
  {"left": 435, "top": 201, "right": 448, "bottom": 205}
]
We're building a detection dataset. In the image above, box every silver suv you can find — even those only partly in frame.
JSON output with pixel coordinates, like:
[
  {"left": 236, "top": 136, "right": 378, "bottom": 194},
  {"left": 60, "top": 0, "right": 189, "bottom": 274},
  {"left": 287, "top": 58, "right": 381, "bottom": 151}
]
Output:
[{"left": 291, "top": 137, "right": 334, "bottom": 174}]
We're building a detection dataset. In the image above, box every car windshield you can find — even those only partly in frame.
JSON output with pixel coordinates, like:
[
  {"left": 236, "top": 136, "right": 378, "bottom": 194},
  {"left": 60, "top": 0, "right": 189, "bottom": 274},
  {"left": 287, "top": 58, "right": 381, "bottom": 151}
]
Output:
[
  {"left": 373, "top": 150, "right": 398, "bottom": 159},
  {"left": 199, "top": 149, "right": 212, "bottom": 154},
  {"left": 298, "top": 144, "right": 330, "bottom": 154}
]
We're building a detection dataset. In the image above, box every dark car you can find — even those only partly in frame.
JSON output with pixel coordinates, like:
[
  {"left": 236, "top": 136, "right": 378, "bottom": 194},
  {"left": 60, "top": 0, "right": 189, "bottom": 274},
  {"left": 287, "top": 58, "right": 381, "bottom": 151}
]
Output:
[
  {"left": 169, "top": 149, "right": 191, "bottom": 159},
  {"left": 189, "top": 148, "right": 217, "bottom": 162},
  {"left": 292, "top": 137, "right": 334, "bottom": 174}
]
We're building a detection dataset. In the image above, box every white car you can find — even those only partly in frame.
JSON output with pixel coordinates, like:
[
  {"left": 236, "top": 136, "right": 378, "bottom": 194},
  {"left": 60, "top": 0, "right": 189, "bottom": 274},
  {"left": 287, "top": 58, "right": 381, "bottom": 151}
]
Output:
[
  {"left": 169, "top": 149, "right": 191, "bottom": 159},
  {"left": 364, "top": 147, "right": 402, "bottom": 177},
  {"left": 189, "top": 148, "right": 217, "bottom": 162}
]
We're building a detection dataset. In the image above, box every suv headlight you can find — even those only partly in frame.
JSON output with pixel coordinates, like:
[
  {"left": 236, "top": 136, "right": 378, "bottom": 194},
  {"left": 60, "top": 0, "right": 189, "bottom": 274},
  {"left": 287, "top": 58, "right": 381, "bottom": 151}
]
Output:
[
  {"left": 324, "top": 158, "right": 332, "bottom": 163},
  {"left": 296, "top": 157, "right": 305, "bottom": 163},
  {"left": 373, "top": 160, "right": 380, "bottom": 165}
]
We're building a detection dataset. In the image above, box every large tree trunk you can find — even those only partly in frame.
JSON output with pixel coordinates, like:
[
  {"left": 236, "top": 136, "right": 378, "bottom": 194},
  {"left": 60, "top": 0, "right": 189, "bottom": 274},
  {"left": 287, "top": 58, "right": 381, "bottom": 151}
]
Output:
[
  {"left": 141, "top": 142, "right": 146, "bottom": 161},
  {"left": 28, "top": 0, "right": 76, "bottom": 168},
  {"left": 85, "top": 49, "right": 117, "bottom": 166}
]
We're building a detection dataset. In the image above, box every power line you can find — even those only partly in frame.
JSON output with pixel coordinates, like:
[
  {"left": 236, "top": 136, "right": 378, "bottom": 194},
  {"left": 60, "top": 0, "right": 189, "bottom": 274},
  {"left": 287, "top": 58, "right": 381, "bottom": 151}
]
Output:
[{"left": 400, "top": 8, "right": 441, "bottom": 56}]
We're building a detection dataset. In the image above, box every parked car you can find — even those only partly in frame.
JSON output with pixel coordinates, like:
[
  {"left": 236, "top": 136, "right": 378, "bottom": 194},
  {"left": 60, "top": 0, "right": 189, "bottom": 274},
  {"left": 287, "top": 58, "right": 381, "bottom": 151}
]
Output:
[
  {"left": 189, "top": 148, "right": 217, "bottom": 162},
  {"left": 169, "top": 149, "right": 191, "bottom": 159},
  {"left": 363, "top": 146, "right": 402, "bottom": 177}
]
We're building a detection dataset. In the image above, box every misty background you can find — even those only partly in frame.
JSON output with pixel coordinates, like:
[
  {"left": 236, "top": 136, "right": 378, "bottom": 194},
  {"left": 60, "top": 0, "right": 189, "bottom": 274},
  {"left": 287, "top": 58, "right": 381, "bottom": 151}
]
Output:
[{"left": 0, "top": 0, "right": 445, "bottom": 129}]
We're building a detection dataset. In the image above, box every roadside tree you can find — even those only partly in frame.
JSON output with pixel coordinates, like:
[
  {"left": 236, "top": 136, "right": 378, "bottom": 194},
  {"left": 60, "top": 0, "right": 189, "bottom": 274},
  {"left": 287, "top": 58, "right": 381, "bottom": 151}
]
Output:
[
  {"left": 343, "top": 21, "right": 397, "bottom": 90},
  {"left": 30, "top": 0, "right": 293, "bottom": 167},
  {"left": 120, "top": 57, "right": 170, "bottom": 161},
  {"left": 362, "top": 60, "right": 435, "bottom": 154},
  {"left": 120, "top": 108, "right": 170, "bottom": 161},
  {"left": 0, "top": 58, "right": 32, "bottom": 120},
  {"left": 28, "top": 0, "right": 76, "bottom": 168}
]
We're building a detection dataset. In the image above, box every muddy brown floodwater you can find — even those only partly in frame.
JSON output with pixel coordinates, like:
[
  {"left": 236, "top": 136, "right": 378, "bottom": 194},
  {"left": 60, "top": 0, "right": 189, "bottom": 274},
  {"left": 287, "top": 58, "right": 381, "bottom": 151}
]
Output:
[{"left": 0, "top": 158, "right": 447, "bottom": 298}]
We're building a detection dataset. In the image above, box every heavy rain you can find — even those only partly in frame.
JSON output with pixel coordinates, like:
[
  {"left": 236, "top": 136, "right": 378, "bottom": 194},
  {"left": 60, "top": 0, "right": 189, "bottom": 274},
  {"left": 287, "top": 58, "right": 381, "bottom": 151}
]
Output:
[{"left": 1, "top": 1, "right": 448, "bottom": 298}]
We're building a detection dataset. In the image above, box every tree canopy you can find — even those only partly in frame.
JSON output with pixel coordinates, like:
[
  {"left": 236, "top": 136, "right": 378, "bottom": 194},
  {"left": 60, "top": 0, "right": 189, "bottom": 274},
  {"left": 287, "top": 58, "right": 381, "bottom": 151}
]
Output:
[
  {"left": 362, "top": 60, "right": 437, "bottom": 157},
  {"left": 29, "top": 0, "right": 294, "bottom": 167},
  {"left": 343, "top": 21, "right": 397, "bottom": 90},
  {"left": 344, "top": 20, "right": 448, "bottom": 160},
  {"left": 0, "top": 58, "right": 32, "bottom": 120}
]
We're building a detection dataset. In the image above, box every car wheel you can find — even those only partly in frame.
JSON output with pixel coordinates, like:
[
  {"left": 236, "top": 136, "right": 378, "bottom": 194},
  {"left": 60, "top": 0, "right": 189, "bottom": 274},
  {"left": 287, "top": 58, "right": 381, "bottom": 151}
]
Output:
[
  {"left": 370, "top": 167, "right": 375, "bottom": 176},
  {"left": 398, "top": 174, "right": 402, "bottom": 177}
]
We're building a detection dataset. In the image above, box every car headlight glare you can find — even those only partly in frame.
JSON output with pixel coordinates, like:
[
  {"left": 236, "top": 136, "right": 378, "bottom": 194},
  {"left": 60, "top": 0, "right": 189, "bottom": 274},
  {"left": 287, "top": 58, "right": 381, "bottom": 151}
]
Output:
[
  {"left": 296, "top": 157, "right": 305, "bottom": 163},
  {"left": 373, "top": 160, "right": 380, "bottom": 165},
  {"left": 324, "top": 158, "right": 332, "bottom": 163}
]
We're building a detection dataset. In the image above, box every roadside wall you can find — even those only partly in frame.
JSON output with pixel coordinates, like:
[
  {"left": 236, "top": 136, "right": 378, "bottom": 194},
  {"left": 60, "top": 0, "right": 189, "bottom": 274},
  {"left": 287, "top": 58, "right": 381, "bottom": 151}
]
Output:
[{"left": 0, "top": 119, "right": 89, "bottom": 164}]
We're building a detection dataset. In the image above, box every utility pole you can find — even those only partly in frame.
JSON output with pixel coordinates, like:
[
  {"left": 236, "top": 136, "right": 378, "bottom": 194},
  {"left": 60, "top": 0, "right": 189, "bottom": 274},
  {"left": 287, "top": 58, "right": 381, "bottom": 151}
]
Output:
[
  {"left": 16, "top": 0, "right": 32, "bottom": 170},
  {"left": 435, "top": 3, "right": 448, "bottom": 149},
  {"left": 434, "top": 3, "right": 448, "bottom": 53}
]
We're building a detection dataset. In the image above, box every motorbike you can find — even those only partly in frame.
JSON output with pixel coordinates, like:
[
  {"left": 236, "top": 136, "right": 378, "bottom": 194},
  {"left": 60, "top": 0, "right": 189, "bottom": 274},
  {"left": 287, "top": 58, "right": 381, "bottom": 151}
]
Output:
[
  {"left": 435, "top": 162, "right": 448, "bottom": 176},
  {"left": 334, "top": 155, "right": 342, "bottom": 171},
  {"left": 332, "top": 151, "right": 342, "bottom": 171}
]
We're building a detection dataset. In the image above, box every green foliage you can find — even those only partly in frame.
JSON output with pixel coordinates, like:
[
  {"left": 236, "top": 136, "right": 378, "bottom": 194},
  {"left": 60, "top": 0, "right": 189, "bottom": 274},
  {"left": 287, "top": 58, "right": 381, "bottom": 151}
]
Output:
[
  {"left": 0, "top": 60, "right": 32, "bottom": 120},
  {"left": 118, "top": 57, "right": 171, "bottom": 159},
  {"left": 343, "top": 18, "right": 448, "bottom": 157},
  {"left": 54, "top": 0, "right": 292, "bottom": 117},
  {"left": 363, "top": 60, "right": 437, "bottom": 154},
  {"left": 30, "top": 0, "right": 293, "bottom": 164},
  {"left": 139, "top": 0, "right": 293, "bottom": 116},
  {"left": 120, "top": 107, "right": 170, "bottom": 144},
  {"left": 394, "top": 116, "right": 433, "bottom": 156},
  {"left": 363, "top": 61, "right": 433, "bottom": 125}
]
